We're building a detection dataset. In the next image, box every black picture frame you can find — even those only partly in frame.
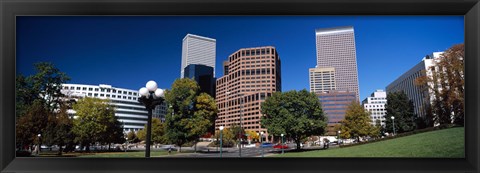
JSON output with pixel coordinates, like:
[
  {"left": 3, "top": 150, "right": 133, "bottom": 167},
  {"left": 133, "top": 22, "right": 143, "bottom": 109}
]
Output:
[{"left": 1, "top": 0, "right": 479, "bottom": 173}]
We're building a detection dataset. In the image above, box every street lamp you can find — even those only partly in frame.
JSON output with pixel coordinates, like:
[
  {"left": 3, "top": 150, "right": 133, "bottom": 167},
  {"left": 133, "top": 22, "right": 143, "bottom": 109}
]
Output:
[
  {"left": 219, "top": 126, "right": 224, "bottom": 158},
  {"left": 37, "top": 134, "right": 41, "bottom": 155},
  {"left": 391, "top": 116, "right": 396, "bottom": 136},
  {"left": 138, "top": 80, "right": 165, "bottom": 157},
  {"left": 125, "top": 137, "right": 128, "bottom": 152},
  {"left": 337, "top": 130, "right": 341, "bottom": 147},
  {"left": 260, "top": 131, "right": 264, "bottom": 157},
  {"left": 281, "top": 133, "right": 284, "bottom": 154}
]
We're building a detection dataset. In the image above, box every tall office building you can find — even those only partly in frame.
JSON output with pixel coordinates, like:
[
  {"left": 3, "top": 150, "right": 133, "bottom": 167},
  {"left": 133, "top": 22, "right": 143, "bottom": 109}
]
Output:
[
  {"left": 181, "top": 34, "right": 216, "bottom": 78},
  {"left": 315, "top": 26, "right": 360, "bottom": 100},
  {"left": 362, "top": 90, "right": 387, "bottom": 127},
  {"left": 184, "top": 64, "right": 216, "bottom": 97},
  {"left": 215, "top": 46, "right": 281, "bottom": 142},
  {"left": 386, "top": 52, "right": 443, "bottom": 119}
]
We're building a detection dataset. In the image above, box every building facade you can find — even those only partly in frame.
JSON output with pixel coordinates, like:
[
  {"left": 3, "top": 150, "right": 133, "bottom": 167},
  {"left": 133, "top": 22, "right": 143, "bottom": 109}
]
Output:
[
  {"left": 183, "top": 64, "right": 216, "bottom": 98},
  {"left": 386, "top": 52, "right": 443, "bottom": 119},
  {"left": 61, "top": 84, "right": 167, "bottom": 132},
  {"left": 215, "top": 46, "right": 281, "bottom": 141},
  {"left": 181, "top": 34, "right": 216, "bottom": 78},
  {"left": 316, "top": 90, "right": 357, "bottom": 135},
  {"left": 309, "top": 67, "right": 336, "bottom": 93},
  {"left": 361, "top": 90, "right": 387, "bottom": 127},
  {"left": 315, "top": 26, "right": 360, "bottom": 100}
]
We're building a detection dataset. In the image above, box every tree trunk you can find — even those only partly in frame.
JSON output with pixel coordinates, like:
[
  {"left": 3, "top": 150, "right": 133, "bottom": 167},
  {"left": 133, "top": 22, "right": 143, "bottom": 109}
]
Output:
[
  {"left": 58, "top": 146, "right": 63, "bottom": 156},
  {"left": 194, "top": 141, "right": 197, "bottom": 153},
  {"left": 108, "top": 143, "right": 111, "bottom": 151},
  {"left": 85, "top": 143, "right": 90, "bottom": 152}
]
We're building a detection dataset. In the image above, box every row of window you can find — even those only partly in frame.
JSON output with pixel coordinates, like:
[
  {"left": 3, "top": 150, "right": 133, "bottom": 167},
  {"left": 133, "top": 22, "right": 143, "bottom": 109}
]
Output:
[
  {"left": 83, "top": 92, "right": 138, "bottom": 101},
  {"left": 64, "top": 86, "right": 137, "bottom": 96}
]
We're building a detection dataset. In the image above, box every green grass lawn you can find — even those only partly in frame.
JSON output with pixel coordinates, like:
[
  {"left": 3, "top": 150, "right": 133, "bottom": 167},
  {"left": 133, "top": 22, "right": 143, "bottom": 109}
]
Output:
[{"left": 272, "top": 127, "right": 464, "bottom": 158}]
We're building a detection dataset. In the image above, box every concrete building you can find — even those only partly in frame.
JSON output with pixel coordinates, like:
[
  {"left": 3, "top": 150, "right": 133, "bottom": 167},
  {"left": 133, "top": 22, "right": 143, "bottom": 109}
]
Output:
[
  {"left": 316, "top": 90, "right": 357, "bottom": 135},
  {"left": 309, "top": 67, "right": 336, "bottom": 93},
  {"left": 183, "top": 64, "right": 216, "bottom": 98},
  {"left": 215, "top": 46, "right": 281, "bottom": 141},
  {"left": 181, "top": 34, "right": 216, "bottom": 78},
  {"left": 386, "top": 52, "right": 443, "bottom": 119},
  {"left": 61, "top": 84, "right": 167, "bottom": 132},
  {"left": 315, "top": 26, "right": 360, "bottom": 100},
  {"left": 362, "top": 90, "right": 387, "bottom": 127}
]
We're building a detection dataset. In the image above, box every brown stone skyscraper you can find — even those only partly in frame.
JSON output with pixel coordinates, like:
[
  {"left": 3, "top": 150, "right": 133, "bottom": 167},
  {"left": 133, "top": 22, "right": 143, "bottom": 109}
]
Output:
[{"left": 215, "top": 46, "right": 281, "bottom": 140}]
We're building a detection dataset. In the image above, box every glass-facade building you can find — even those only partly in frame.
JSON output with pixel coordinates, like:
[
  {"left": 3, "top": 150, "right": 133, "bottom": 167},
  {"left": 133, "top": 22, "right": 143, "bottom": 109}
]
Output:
[
  {"left": 184, "top": 64, "right": 216, "bottom": 98},
  {"left": 317, "top": 90, "right": 356, "bottom": 135}
]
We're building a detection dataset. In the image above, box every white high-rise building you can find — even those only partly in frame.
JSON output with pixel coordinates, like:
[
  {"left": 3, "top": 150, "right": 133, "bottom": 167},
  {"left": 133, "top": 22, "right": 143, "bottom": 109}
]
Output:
[
  {"left": 61, "top": 84, "right": 167, "bottom": 132},
  {"left": 362, "top": 90, "right": 387, "bottom": 126},
  {"left": 315, "top": 26, "right": 360, "bottom": 101},
  {"left": 386, "top": 52, "right": 443, "bottom": 119},
  {"left": 181, "top": 34, "right": 216, "bottom": 78}
]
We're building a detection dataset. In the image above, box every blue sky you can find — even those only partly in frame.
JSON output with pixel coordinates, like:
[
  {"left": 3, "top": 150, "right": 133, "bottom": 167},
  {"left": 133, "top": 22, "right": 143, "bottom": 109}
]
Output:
[{"left": 16, "top": 16, "right": 464, "bottom": 101}]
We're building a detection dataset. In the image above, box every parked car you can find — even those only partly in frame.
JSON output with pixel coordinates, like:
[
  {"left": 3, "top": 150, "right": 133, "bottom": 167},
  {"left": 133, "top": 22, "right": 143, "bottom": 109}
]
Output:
[
  {"left": 260, "top": 143, "right": 274, "bottom": 148},
  {"left": 273, "top": 144, "right": 288, "bottom": 149},
  {"left": 160, "top": 145, "right": 176, "bottom": 150},
  {"left": 244, "top": 144, "right": 256, "bottom": 148}
]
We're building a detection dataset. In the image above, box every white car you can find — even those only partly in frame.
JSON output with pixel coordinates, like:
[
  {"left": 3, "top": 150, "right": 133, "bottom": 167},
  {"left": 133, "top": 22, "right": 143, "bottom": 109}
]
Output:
[{"left": 244, "top": 144, "right": 256, "bottom": 148}]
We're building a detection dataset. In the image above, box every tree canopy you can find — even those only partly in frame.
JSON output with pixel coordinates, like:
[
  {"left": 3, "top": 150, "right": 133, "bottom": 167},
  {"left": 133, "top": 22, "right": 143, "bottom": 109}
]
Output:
[
  {"left": 261, "top": 89, "right": 327, "bottom": 150},
  {"left": 338, "top": 101, "right": 380, "bottom": 141},
  {"left": 72, "top": 97, "right": 120, "bottom": 151},
  {"left": 384, "top": 91, "right": 416, "bottom": 134},
  {"left": 164, "top": 78, "right": 217, "bottom": 152},
  {"left": 415, "top": 43, "right": 465, "bottom": 126}
]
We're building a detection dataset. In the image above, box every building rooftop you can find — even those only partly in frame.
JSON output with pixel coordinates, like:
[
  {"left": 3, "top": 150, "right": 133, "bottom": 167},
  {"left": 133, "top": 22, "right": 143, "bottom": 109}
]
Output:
[{"left": 315, "top": 26, "right": 354, "bottom": 35}]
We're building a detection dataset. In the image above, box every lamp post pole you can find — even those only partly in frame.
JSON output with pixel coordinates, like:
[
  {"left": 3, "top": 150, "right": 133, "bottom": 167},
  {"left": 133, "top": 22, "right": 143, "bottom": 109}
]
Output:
[
  {"left": 239, "top": 94, "right": 244, "bottom": 157},
  {"left": 37, "top": 134, "right": 41, "bottom": 155},
  {"left": 281, "top": 133, "right": 284, "bottom": 154},
  {"left": 391, "top": 116, "right": 396, "bottom": 136},
  {"left": 260, "top": 132, "right": 264, "bottom": 157},
  {"left": 219, "top": 126, "right": 224, "bottom": 158},
  {"left": 138, "top": 80, "right": 165, "bottom": 158},
  {"left": 337, "top": 130, "right": 341, "bottom": 147},
  {"left": 125, "top": 137, "right": 128, "bottom": 152}
]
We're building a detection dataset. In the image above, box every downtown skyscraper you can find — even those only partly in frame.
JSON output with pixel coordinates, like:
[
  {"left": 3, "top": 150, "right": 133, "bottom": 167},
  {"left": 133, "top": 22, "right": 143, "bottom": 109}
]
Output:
[
  {"left": 215, "top": 46, "right": 281, "bottom": 142},
  {"left": 311, "top": 26, "right": 360, "bottom": 100},
  {"left": 310, "top": 26, "right": 360, "bottom": 135},
  {"left": 181, "top": 34, "right": 216, "bottom": 78}
]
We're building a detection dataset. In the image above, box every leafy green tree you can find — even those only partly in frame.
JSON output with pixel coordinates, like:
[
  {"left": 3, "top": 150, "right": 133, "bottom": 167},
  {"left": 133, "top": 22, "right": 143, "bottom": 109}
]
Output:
[
  {"left": 338, "top": 101, "right": 380, "bottom": 141},
  {"left": 384, "top": 91, "right": 416, "bottom": 134},
  {"left": 23, "top": 62, "right": 70, "bottom": 114},
  {"left": 101, "top": 114, "right": 125, "bottom": 150},
  {"left": 42, "top": 104, "right": 75, "bottom": 155},
  {"left": 164, "top": 78, "right": 199, "bottom": 152},
  {"left": 189, "top": 93, "right": 218, "bottom": 151},
  {"left": 127, "top": 131, "right": 139, "bottom": 143},
  {"left": 16, "top": 100, "right": 49, "bottom": 151},
  {"left": 164, "top": 78, "right": 217, "bottom": 152},
  {"left": 261, "top": 89, "right": 327, "bottom": 150},
  {"left": 72, "top": 97, "right": 116, "bottom": 152},
  {"left": 16, "top": 62, "right": 71, "bottom": 152},
  {"left": 213, "top": 128, "right": 235, "bottom": 147},
  {"left": 137, "top": 118, "right": 165, "bottom": 145},
  {"left": 245, "top": 130, "right": 259, "bottom": 143}
]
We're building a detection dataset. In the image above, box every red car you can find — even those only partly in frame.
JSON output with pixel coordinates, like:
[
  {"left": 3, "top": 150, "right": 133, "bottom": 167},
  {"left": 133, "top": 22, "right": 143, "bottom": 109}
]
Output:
[{"left": 273, "top": 144, "right": 288, "bottom": 149}]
